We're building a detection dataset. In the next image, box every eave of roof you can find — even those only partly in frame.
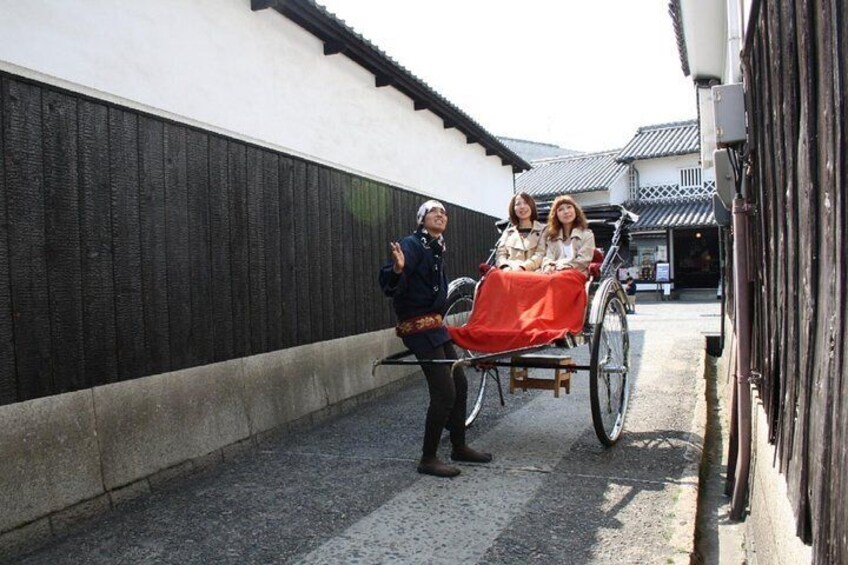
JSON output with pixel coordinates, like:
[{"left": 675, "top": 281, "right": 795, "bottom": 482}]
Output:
[
  {"left": 616, "top": 119, "right": 699, "bottom": 163},
  {"left": 668, "top": 0, "right": 691, "bottom": 77},
  {"left": 626, "top": 197, "right": 716, "bottom": 230},
  {"left": 252, "top": 0, "right": 531, "bottom": 172}
]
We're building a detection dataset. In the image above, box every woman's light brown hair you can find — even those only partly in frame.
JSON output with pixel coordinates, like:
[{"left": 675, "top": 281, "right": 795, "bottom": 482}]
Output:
[
  {"left": 508, "top": 192, "right": 538, "bottom": 226},
  {"left": 547, "top": 195, "right": 588, "bottom": 238}
]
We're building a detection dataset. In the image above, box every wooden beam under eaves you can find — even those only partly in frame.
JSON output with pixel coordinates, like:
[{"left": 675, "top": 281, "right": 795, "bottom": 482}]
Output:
[
  {"left": 414, "top": 100, "right": 429, "bottom": 111},
  {"left": 485, "top": 148, "right": 497, "bottom": 156},
  {"left": 443, "top": 120, "right": 456, "bottom": 129},
  {"left": 466, "top": 137, "right": 477, "bottom": 145},
  {"left": 324, "top": 41, "right": 344, "bottom": 55},
  {"left": 251, "top": 0, "right": 271, "bottom": 10},
  {"left": 375, "top": 75, "right": 392, "bottom": 87}
]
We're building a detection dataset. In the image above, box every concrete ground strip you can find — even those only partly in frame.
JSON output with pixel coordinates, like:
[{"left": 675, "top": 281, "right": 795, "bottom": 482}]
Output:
[{"left": 298, "top": 392, "right": 588, "bottom": 564}]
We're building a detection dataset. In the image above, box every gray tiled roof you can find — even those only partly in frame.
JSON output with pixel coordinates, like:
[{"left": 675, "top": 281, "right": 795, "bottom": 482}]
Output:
[
  {"left": 626, "top": 197, "right": 716, "bottom": 231},
  {"left": 515, "top": 150, "right": 627, "bottom": 199},
  {"left": 616, "top": 120, "right": 699, "bottom": 162},
  {"left": 497, "top": 137, "right": 581, "bottom": 162}
]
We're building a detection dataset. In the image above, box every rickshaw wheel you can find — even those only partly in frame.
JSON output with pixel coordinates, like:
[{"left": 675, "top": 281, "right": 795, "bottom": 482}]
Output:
[
  {"left": 589, "top": 285, "right": 631, "bottom": 446},
  {"left": 444, "top": 281, "right": 486, "bottom": 427}
]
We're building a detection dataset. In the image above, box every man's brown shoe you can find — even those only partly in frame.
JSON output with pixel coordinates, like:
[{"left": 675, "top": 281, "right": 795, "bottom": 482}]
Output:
[
  {"left": 417, "top": 457, "right": 461, "bottom": 478},
  {"left": 451, "top": 445, "right": 493, "bottom": 463}
]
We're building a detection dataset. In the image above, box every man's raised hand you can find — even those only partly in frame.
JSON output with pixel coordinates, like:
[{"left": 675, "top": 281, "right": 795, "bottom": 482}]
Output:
[{"left": 390, "top": 242, "right": 404, "bottom": 274}]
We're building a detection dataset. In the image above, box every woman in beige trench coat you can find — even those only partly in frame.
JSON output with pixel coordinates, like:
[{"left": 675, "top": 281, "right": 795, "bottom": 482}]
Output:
[{"left": 495, "top": 192, "right": 547, "bottom": 272}]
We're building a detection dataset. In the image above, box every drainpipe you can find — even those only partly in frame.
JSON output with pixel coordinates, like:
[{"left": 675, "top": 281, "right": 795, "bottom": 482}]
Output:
[
  {"left": 729, "top": 177, "right": 752, "bottom": 519},
  {"left": 718, "top": 226, "right": 725, "bottom": 350}
]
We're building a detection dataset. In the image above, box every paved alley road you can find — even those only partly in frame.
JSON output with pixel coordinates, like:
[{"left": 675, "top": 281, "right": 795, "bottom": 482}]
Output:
[{"left": 13, "top": 300, "right": 720, "bottom": 564}]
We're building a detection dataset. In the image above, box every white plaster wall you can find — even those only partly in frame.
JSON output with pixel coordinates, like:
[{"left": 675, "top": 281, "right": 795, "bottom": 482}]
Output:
[
  {"left": 0, "top": 0, "right": 513, "bottom": 216},
  {"left": 724, "top": 0, "right": 746, "bottom": 84},
  {"left": 633, "top": 154, "right": 704, "bottom": 186},
  {"left": 698, "top": 87, "right": 718, "bottom": 170},
  {"left": 608, "top": 174, "right": 630, "bottom": 205}
]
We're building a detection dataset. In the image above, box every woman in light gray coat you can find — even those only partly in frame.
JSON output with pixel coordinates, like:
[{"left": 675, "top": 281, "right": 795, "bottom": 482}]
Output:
[
  {"left": 542, "top": 195, "right": 595, "bottom": 276},
  {"left": 495, "top": 192, "right": 547, "bottom": 272}
]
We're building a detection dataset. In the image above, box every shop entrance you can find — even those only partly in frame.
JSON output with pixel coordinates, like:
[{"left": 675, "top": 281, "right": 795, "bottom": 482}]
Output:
[
  {"left": 673, "top": 228, "right": 720, "bottom": 288},
  {"left": 627, "top": 233, "right": 667, "bottom": 282}
]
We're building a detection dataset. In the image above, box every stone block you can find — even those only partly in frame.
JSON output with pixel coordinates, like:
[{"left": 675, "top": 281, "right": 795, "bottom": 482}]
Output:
[
  {"left": 0, "top": 391, "right": 102, "bottom": 533},
  {"left": 749, "top": 404, "right": 812, "bottom": 564},
  {"left": 50, "top": 494, "right": 111, "bottom": 537},
  {"left": 94, "top": 359, "right": 251, "bottom": 490},
  {"left": 241, "top": 328, "right": 419, "bottom": 436},
  {"left": 316, "top": 330, "right": 418, "bottom": 405},
  {"left": 241, "top": 345, "right": 328, "bottom": 435},
  {"left": 108, "top": 479, "right": 151, "bottom": 506},
  {"left": 0, "top": 518, "right": 51, "bottom": 561},
  {"left": 222, "top": 437, "right": 256, "bottom": 461},
  {"left": 148, "top": 461, "right": 195, "bottom": 491},
  {"left": 191, "top": 449, "right": 224, "bottom": 473}
]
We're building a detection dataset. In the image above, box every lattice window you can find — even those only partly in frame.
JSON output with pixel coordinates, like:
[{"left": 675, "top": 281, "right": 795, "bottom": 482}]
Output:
[
  {"left": 636, "top": 182, "right": 717, "bottom": 202},
  {"left": 679, "top": 167, "right": 702, "bottom": 189},
  {"left": 628, "top": 165, "right": 640, "bottom": 201}
]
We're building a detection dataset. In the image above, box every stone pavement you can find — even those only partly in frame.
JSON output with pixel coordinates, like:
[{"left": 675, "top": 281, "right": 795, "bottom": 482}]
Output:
[{"left": 9, "top": 300, "right": 721, "bottom": 564}]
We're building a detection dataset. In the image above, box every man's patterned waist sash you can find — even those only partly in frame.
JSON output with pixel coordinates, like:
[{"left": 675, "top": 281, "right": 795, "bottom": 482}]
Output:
[{"left": 395, "top": 313, "right": 444, "bottom": 338}]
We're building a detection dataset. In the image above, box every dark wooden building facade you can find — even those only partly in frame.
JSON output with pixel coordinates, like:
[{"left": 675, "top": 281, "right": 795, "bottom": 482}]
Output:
[{"left": 742, "top": 0, "right": 846, "bottom": 561}]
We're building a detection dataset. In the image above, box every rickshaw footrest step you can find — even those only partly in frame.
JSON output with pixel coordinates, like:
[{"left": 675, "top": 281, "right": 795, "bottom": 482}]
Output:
[{"left": 509, "top": 356, "right": 574, "bottom": 397}]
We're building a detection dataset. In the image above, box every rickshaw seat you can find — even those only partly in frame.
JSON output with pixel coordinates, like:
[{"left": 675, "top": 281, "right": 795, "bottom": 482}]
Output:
[
  {"left": 587, "top": 248, "right": 604, "bottom": 279},
  {"left": 448, "top": 269, "right": 587, "bottom": 353}
]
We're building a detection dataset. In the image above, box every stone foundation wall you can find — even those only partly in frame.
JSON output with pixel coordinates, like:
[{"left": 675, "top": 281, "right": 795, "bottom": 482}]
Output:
[{"left": 0, "top": 329, "right": 416, "bottom": 558}]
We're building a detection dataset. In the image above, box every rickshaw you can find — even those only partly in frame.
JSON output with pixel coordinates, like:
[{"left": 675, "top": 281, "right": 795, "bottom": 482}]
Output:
[{"left": 374, "top": 204, "right": 637, "bottom": 446}]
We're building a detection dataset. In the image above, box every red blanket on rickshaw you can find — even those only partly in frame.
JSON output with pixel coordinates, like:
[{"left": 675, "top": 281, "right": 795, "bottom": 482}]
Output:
[{"left": 448, "top": 268, "right": 587, "bottom": 353}]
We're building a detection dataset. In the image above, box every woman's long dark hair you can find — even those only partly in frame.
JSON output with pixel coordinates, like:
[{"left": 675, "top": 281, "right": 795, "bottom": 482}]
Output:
[{"left": 508, "top": 192, "right": 538, "bottom": 226}]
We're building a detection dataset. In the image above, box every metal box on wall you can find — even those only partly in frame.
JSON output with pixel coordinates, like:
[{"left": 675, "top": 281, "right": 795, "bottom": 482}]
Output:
[{"left": 712, "top": 83, "right": 746, "bottom": 146}]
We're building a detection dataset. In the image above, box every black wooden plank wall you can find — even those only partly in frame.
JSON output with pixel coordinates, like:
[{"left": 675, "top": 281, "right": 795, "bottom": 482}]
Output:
[
  {"left": 5, "top": 79, "right": 52, "bottom": 399},
  {"left": 44, "top": 90, "right": 84, "bottom": 393},
  {"left": 742, "top": 1, "right": 846, "bottom": 563},
  {"left": 139, "top": 117, "right": 171, "bottom": 375},
  {"left": 0, "top": 73, "right": 500, "bottom": 406},
  {"left": 0, "top": 78, "right": 11, "bottom": 403}
]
